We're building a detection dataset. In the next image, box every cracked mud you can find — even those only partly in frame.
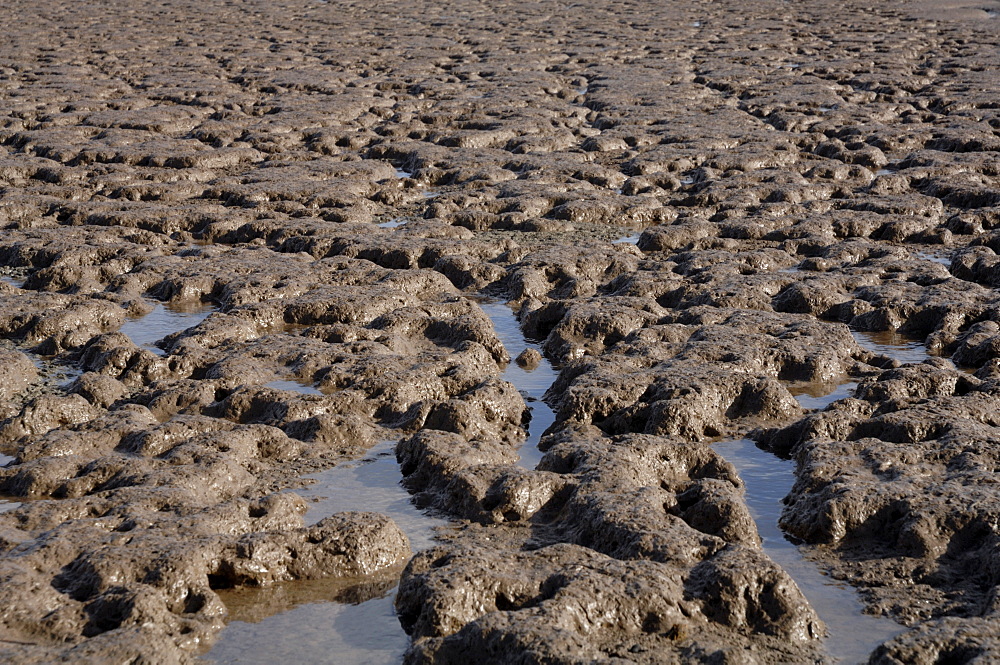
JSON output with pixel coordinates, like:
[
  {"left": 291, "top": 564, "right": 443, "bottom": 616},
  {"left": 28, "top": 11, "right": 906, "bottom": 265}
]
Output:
[{"left": 0, "top": 0, "right": 999, "bottom": 663}]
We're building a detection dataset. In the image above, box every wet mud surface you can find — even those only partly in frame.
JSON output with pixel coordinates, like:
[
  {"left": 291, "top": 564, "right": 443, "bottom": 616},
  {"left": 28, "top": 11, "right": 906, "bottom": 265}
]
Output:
[{"left": 0, "top": 0, "right": 998, "bottom": 662}]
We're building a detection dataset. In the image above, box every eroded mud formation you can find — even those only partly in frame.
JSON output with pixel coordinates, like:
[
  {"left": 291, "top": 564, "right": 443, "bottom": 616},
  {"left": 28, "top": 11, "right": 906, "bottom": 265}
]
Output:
[{"left": 0, "top": 0, "right": 998, "bottom": 662}]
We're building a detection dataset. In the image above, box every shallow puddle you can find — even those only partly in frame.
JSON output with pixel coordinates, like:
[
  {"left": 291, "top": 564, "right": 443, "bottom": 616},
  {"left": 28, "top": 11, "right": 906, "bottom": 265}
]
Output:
[
  {"left": 31, "top": 355, "right": 83, "bottom": 390},
  {"left": 788, "top": 381, "right": 857, "bottom": 411},
  {"left": 119, "top": 301, "right": 214, "bottom": 356},
  {"left": 0, "top": 454, "right": 15, "bottom": 512},
  {"left": 0, "top": 458, "right": 24, "bottom": 514},
  {"left": 713, "top": 437, "right": 903, "bottom": 663},
  {"left": 0, "top": 275, "right": 27, "bottom": 289},
  {"left": 6, "top": 346, "right": 84, "bottom": 400},
  {"left": 294, "top": 440, "right": 447, "bottom": 551},
  {"left": 206, "top": 440, "right": 447, "bottom": 664},
  {"left": 851, "top": 330, "right": 930, "bottom": 365},
  {"left": 378, "top": 218, "right": 408, "bottom": 229},
  {"left": 478, "top": 301, "right": 558, "bottom": 469},
  {"left": 612, "top": 232, "right": 640, "bottom": 245},
  {"left": 394, "top": 167, "right": 413, "bottom": 179},
  {"left": 264, "top": 379, "right": 323, "bottom": 396},
  {"left": 207, "top": 579, "right": 407, "bottom": 665},
  {"left": 915, "top": 251, "right": 950, "bottom": 267}
]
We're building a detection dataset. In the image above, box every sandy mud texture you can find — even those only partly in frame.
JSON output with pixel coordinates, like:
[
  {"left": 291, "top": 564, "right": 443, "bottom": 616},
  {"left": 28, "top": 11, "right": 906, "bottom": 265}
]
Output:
[{"left": 0, "top": 0, "right": 998, "bottom": 662}]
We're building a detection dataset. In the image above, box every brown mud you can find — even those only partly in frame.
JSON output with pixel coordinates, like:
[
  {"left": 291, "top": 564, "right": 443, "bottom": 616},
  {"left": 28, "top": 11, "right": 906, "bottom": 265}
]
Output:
[{"left": 0, "top": 0, "right": 998, "bottom": 663}]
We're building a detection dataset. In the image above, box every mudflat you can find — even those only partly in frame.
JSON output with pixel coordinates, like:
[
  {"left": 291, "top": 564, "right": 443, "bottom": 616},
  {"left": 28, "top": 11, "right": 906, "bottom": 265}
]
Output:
[{"left": 0, "top": 0, "right": 998, "bottom": 663}]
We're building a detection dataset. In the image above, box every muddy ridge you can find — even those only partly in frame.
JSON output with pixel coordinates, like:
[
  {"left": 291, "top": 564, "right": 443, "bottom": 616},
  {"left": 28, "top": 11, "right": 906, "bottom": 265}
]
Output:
[{"left": 0, "top": 0, "right": 998, "bottom": 662}]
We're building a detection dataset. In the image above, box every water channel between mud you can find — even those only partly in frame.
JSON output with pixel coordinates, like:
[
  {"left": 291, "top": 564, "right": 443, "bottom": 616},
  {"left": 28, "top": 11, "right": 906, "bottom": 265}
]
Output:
[
  {"left": 478, "top": 300, "right": 558, "bottom": 469},
  {"left": 713, "top": 329, "right": 936, "bottom": 662},
  {"left": 208, "top": 298, "right": 553, "bottom": 663},
  {"left": 713, "top": 437, "right": 902, "bottom": 663},
  {"left": 0, "top": 274, "right": 27, "bottom": 289},
  {"left": 205, "top": 311, "right": 933, "bottom": 663}
]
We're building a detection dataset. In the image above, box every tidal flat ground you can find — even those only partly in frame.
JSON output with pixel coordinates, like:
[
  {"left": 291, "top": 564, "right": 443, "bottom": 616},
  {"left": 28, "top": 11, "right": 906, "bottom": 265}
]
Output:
[{"left": 0, "top": 0, "right": 998, "bottom": 662}]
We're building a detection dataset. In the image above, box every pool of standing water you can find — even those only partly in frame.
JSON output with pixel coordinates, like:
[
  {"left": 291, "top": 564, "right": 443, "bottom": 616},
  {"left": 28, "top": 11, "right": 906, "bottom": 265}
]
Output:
[
  {"left": 206, "top": 441, "right": 449, "bottom": 664},
  {"left": 119, "top": 301, "right": 215, "bottom": 356}
]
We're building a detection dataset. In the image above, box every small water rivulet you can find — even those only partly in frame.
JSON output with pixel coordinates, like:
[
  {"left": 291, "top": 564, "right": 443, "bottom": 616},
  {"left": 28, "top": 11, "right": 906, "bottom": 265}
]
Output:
[
  {"left": 206, "top": 440, "right": 448, "bottom": 664},
  {"left": 119, "top": 301, "right": 214, "bottom": 356},
  {"left": 478, "top": 300, "right": 558, "bottom": 469},
  {"left": 713, "top": 437, "right": 902, "bottom": 663},
  {"left": 712, "top": 333, "right": 947, "bottom": 660}
]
